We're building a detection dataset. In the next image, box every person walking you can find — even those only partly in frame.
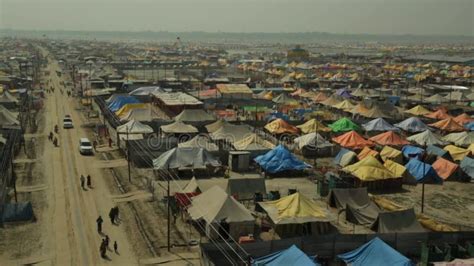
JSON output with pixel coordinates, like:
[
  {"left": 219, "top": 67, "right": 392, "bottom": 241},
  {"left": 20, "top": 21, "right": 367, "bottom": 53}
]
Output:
[
  {"left": 96, "top": 216, "right": 103, "bottom": 234},
  {"left": 86, "top": 175, "right": 92, "bottom": 188},
  {"left": 100, "top": 239, "right": 107, "bottom": 258},
  {"left": 113, "top": 206, "right": 119, "bottom": 223},
  {"left": 80, "top": 175, "right": 85, "bottom": 190},
  {"left": 108, "top": 208, "right": 115, "bottom": 224},
  {"left": 108, "top": 137, "right": 112, "bottom": 148},
  {"left": 113, "top": 241, "right": 118, "bottom": 254},
  {"left": 104, "top": 235, "right": 110, "bottom": 250}
]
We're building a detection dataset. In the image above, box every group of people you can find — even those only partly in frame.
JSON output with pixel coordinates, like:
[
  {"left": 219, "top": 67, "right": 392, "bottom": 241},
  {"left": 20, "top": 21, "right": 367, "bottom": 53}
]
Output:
[
  {"left": 48, "top": 125, "right": 59, "bottom": 147},
  {"left": 96, "top": 207, "right": 120, "bottom": 259},
  {"left": 80, "top": 174, "right": 92, "bottom": 190}
]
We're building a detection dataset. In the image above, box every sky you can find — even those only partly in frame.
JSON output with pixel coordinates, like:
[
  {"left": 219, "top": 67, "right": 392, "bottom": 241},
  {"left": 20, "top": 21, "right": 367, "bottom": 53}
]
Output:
[{"left": 1, "top": 0, "right": 473, "bottom": 36}]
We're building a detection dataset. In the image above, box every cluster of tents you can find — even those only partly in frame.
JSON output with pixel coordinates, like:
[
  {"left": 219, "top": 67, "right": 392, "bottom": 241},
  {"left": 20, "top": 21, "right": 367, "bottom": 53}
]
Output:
[{"left": 106, "top": 94, "right": 160, "bottom": 122}]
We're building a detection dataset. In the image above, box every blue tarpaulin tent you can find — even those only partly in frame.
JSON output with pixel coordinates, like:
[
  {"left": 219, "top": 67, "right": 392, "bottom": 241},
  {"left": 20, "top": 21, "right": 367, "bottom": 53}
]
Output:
[
  {"left": 1, "top": 202, "right": 34, "bottom": 222},
  {"left": 336, "top": 88, "right": 352, "bottom": 99},
  {"left": 338, "top": 237, "right": 413, "bottom": 266},
  {"left": 253, "top": 245, "right": 319, "bottom": 266},
  {"left": 460, "top": 157, "right": 474, "bottom": 181},
  {"left": 362, "top": 118, "right": 399, "bottom": 132},
  {"left": 255, "top": 145, "right": 311, "bottom": 173},
  {"left": 401, "top": 145, "right": 424, "bottom": 159},
  {"left": 293, "top": 108, "right": 313, "bottom": 118},
  {"left": 405, "top": 158, "right": 442, "bottom": 183},
  {"left": 394, "top": 117, "right": 429, "bottom": 133},
  {"left": 107, "top": 96, "right": 140, "bottom": 112},
  {"left": 465, "top": 121, "right": 474, "bottom": 131},
  {"left": 265, "top": 112, "right": 289, "bottom": 122},
  {"left": 334, "top": 148, "right": 357, "bottom": 167},
  {"left": 426, "top": 145, "right": 451, "bottom": 160}
]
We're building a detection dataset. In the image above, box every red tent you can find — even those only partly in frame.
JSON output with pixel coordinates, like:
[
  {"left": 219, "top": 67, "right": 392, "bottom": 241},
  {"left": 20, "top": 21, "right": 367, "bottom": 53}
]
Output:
[
  {"left": 424, "top": 109, "right": 452, "bottom": 120},
  {"left": 332, "top": 131, "right": 373, "bottom": 150},
  {"left": 369, "top": 131, "right": 410, "bottom": 146}
]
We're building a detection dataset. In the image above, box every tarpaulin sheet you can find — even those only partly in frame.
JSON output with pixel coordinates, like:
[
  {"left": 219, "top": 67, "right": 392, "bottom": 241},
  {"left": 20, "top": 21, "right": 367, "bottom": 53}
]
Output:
[
  {"left": 369, "top": 131, "right": 409, "bottom": 147},
  {"left": 334, "top": 148, "right": 357, "bottom": 167},
  {"left": 404, "top": 158, "right": 442, "bottom": 183},
  {"left": 432, "top": 157, "right": 459, "bottom": 180},
  {"left": 254, "top": 145, "right": 311, "bottom": 173},
  {"left": 153, "top": 147, "right": 221, "bottom": 170},
  {"left": 429, "top": 118, "right": 464, "bottom": 132},
  {"left": 460, "top": 157, "right": 474, "bottom": 180},
  {"left": 362, "top": 118, "right": 398, "bottom": 132},
  {"left": 253, "top": 245, "right": 319, "bottom": 266},
  {"left": 407, "top": 130, "right": 446, "bottom": 146},
  {"left": 343, "top": 156, "right": 397, "bottom": 181},
  {"left": 329, "top": 118, "right": 360, "bottom": 132},
  {"left": 328, "top": 187, "right": 381, "bottom": 225},
  {"left": 394, "top": 117, "right": 429, "bottom": 132},
  {"left": 265, "top": 118, "right": 299, "bottom": 134},
  {"left": 402, "top": 145, "right": 425, "bottom": 159},
  {"left": 371, "top": 208, "right": 425, "bottom": 233},
  {"left": 107, "top": 96, "right": 140, "bottom": 112},
  {"left": 332, "top": 131, "right": 373, "bottom": 150}
]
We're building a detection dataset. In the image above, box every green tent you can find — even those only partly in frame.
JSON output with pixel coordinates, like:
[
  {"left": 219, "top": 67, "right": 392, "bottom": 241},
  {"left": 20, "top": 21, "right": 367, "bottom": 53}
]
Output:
[{"left": 329, "top": 117, "right": 360, "bottom": 132}]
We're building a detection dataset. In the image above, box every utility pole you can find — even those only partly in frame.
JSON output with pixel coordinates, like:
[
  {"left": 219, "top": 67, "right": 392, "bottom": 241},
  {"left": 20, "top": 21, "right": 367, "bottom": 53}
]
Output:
[
  {"left": 10, "top": 140, "right": 17, "bottom": 203},
  {"left": 167, "top": 167, "right": 171, "bottom": 252},
  {"left": 126, "top": 126, "right": 131, "bottom": 182}
]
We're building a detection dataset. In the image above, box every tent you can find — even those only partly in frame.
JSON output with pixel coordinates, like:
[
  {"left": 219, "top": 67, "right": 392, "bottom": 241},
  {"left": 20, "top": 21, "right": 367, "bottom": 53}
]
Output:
[
  {"left": 175, "top": 177, "right": 201, "bottom": 208},
  {"left": 424, "top": 109, "right": 452, "bottom": 120},
  {"left": 0, "top": 109, "right": 20, "bottom": 126},
  {"left": 369, "top": 131, "right": 409, "bottom": 147},
  {"left": 443, "top": 145, "right": 470, "bottom": 161},
  {"left": 0, "top": 91, "right": 19, "bottom": 104},
  {"left": 178, "top": 135, "right": 219, "bottom": 152},
  {"left": 328, "top": 187, "right": 381, "bottom": 225},
  {"left": 442, "top": 131, "right": 474, "bottom": 147},
  {"left": 357, "top": 147, "right": 379, "bottom": 160},
  {"left": 404, "top": 158, "right": 442, "bottom": 183},
  {"left": 115, "top": 103, "right": 148, "bottom": 118},
  {"left": 264, "top": 118, "right": 299, "bottom": 135},
  {"left": 371, "top": 208, "right": 425, "bottom": 233},
  {"left": 429, "top": 118, "right": 464, "bottom": 132},
  {"left": 329, "top": 118, "right": 360, "bottom": 132},
  {"left": 161, "top": 121, "right": 198, "bottom": 134},
  {"left": 153, "top": 147, "right": 221, "bottom": 170},
  {"left": 175, "top": 109, "right": 215, "bottom": 123},
  {"left": 460, "top": 157, "right": 474, "bottom": 181},
  {"left": 233, "top": 134, "right": 275, "bottom": 151},
  {"left": 108, "top": 96, "right": 140, "bottom": 112},
  {"left": 467, "top": 121, "right": 474, "bottom": 131},
  {"left": 360, "top": 106, "right": 390, "bottom": 119},
  {"left": 294, "top": 132, "right": 333, "bottom": 150},
  {"left": 362, "top": 118, "right": 399, "bottom": 132},
  {"left": 297, "top": 119, "right": 331, "bottom": 133},
  {"left": 254, "top": 145, "right": 311, "bottom": 174},
  {"left": 404, "top": 105, "right": 430, "bottom": 116},
  {"left": 252, "top": 245, "right": 319, "bottom": 266},
  {"left": 426, "top": 145, "right": 451, "bottom": 160},
  {"left": 432, "top": 157, "right": 459, "bottom": 180},
  {"left": 394, "top": 117, "right": 430, "bottom": 133},
  {"left": 331, "top": 100, "right": 355, "bottom": 112},
  {"left": 210, "top": 123, "right": 253, "bottom": 143},
  {"left": 384, "top": 159, "right": 408, "bottom": 179},
  {"left": 205, "top": 119, "right": 229, "bottom": 133},
  {"left": 401, "top": 145, "right": 425, "bottom": 159},
  {"left": 425, "top": 93, "right": 448, "bottom": 104},
  {"left": 334, "top": 148, "right": 358, "bottom": 167},
  {"left": 453, "top": 113, "right": 473, "bottom": 125},
  {"left": 343, "top": 156, "right": 398, "bottom": 181},
  {"left": 312, "top": 92, "right": 328, "bottom": 103},
  {"left": 407, "top": 130, "right": 446, "bottom": 146},
  {"left": 129, "top": 86, "right": 162, "bottom": 96},
  {"left": 187, "top": 186, "right": 254, "bottom": 240},
  {"left": 320, "top": 95, "right": 341, "bottom": 106},
  {"left": 119, "top": 108, "right": 156, "bottom": 122},
  {"left": 1, "top": 202, "right": 34, "bottom": 222},
  {"left": 116, "top": 119, "right": 153, "bottom": 134},
  {"left": 272, "top": 93, "right": 299, "bottom": 105},
  {"left": 181, "top": 176, "right": 201, "bottom": 193},
  {"left": 332, "top": 131, "right": 373, "bottom": 150},
  {"left": 380, "top": 146, "right": 403, "bottom": 163},
  {"left": 226, "top": 177, "right": 266, "bottom": 200},
  {"left": 338, "top": 237, "right": 413, "bottom": 266}
]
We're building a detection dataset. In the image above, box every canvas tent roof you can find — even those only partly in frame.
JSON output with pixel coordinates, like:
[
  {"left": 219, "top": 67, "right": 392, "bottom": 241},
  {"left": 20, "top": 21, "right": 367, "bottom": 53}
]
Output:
[
  {"left": 175, "top": 109, "right": 215, "bottom": 123},
  {"left": 343, "top": 156, "right": 398, "bottom": 181},
  {"left": 254, "top": 145, "right": 311, "bottom": 173},
  {"left": 360, "top": 106, "right": 390, "bottom": 119},
  {"left": 252, "top": 245, "right": 319, "bottom": 266},
  {"left": 296, "top": 119, "right": 331, "bottom": 133},
  {"left": 453, "top": 113, "right": 473, "bottom": 125},
  {"left": 258, "top": 192, "right": 333, "bottom": 224},
  {"left": 227, "top": 177, "right": 266, "bottom": 200},
  {"left": 328, "top": 187, "right": 381, "bottom": 225},
  {"left": 429, "top": 118, "right": 465, "bottom": 132},
  {"left": 320, "top": 95, "right": 341, "bottom": 106},
  {"left": 332, "top": 131, "right": 373, "bottom": 150},
  {"left": 115, "top": 103, "right": 148, "bottom": 118},
  {"left": 119, "top": 108, "right": 155, "bottom": 122},
  {"left": 371, "top": 208, "right": 425, "bottom": 233},
  {"left": 0, "top": 91, "right": 19, "bottom": 103},
  {"left": 329, "top": 118, "right": 360, "bottom": 132},
  {"left": 334, "top": 148, "right": 357, "bottom": 167},
  {"left": 116, "top": 119, "right": 153, "bottom": 134},
  {"left": 425, "top": 93, "right": 448, "bottom": 104},
  {"left": 178, "top": 135, "right": 219, "bottom": 152},
  {"left": 401, "top": 145, "right": 425, "bottom": 159},
  {"left": 152, "top": 92, "right": 202, "bottom": 106},
  {"left": 384, "top": 159, "right": 407, "bottom": 178},
  {"left": 362, "top": 118, "right": 399, "bottom": 132},
  {"left": 210, "top": 123, "right": 253, "bottom": 143},
  {"left": 233, "top": 134, "right": 275, "bottom": 151},
  {"left": 369, "top": 131, "right": 409, "bottom": 146},
  {"left": 294, "top": 132, "right": 333, "bottom": 150},
  {"left": 443, "top": 131, "right": 474, "bottom": 147},
  {"left": 331, "top": 100, "right": 355, "bottom": 112},
  {"left": 129, "top": 86, "right": 162, "bottom": 96},
  {"left": 272, "top": 93, "right": 299, "bottom": 105},
  {"left": 265, "top": 118, "right": 299, "bottom": 134},
  {"left": 460, "top": 157, "right": 474, "bottom": 181},
  {"left": 338, "top": 237, "right": 412, "bottom": 266},
  {"left": 188, "top": 186, "right": 254, "bottom": 223},
  {"left": 404, "top": 105, "right": 430, "bottom": 116},
  {"left": 404, "top": 158, "right": 442, "bottom": 183},
  {"left": 407, "top": 130, "right": 446, "bottom": 146},
  {"left": 443, "top": 145, "right": 470, "bottom": 161},
  {"left": 181, "top": 177, "right": 201, "bottom": 193},
  {"left": 424, "top": 109, "right": 452, "bottom": 120},
  {"left": 0, "top": 105, "right": 18, "bottom": 120},
  {"left": 205, "top": 119, "right": 229, "bottom": 133},
  {"left": 153, "top": 147, "right": 221, "bottom": 170},
  {"left": 216, "top": 83, "right": 252, "bottom": 94},
  {"left": 108, "top": 96, "right": 140, "bottom": 112},
  {"left": 161, "top": 121, "right": 198, "bottom": 134},
  {"left": 380, "top": 146, "right": 403, "bottom": 163},
  {"left": 394, "top": 117, "right": 430, "bottom": 133},
  {"left": 0, "top": 109, "right": 20, "bottom": 126},
  {"left": 357, "top": 146, "right": 379, "bottom": 160},
  {"left": 432, "top": 157, "right": 459, "bottom": 180}
]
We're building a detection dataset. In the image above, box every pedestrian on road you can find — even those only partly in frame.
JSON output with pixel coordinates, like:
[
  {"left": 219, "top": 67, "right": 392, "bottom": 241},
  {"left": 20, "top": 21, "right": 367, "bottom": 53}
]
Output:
[
  {"left": 87, "top": 175, "right": 92, "bottom": 188},
  {"left": 105, "top": 235, "right": 110, "bottom": 250},
  {"left": 109, "top": 208, "right": 115, "bottom": 224},
  {"left": 80, "top": 175, "right": 86, "bottom": 190},
  {"left": 53, "top": 137, "right": 58, "bottom": 147},
  {"left": 48, "top": 132, "right": 53, "bottom": 141},
  {"left": 108, "top": 137, "right": 112, "bottom": 148},
  {"left": 100, "top": 239, "right": 107, "bottom": 258},
  {"left": 114, "top": 241, "right": 118, "bottom": 254},
  {"left": 96, "top": 216, "right": 103, "bottom": 234},
  {"left": 114, "top": 206, "right": 120, "bottom": 223},
  {"left": 93, "top": 140, "right": 98, "bottom": 151}
]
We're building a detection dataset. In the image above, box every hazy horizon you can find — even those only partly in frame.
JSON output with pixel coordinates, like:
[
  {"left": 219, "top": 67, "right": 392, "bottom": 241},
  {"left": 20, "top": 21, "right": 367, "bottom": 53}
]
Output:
[{"left": 1, "top": 0, "right": 473, "bottom": 36}]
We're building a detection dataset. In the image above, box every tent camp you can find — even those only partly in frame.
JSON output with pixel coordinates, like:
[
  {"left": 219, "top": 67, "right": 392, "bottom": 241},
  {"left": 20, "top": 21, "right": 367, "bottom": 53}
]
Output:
[
  {"left": 332, "top": 131, "right": 373, "bottom": 150},
  {"left": 443, "top": 145, "right": 470, "bottom": 161},
  {"left": 394, "top": 117, "right": 430, "bottom": 133},
  {"left": 252, "top": 245, "right": 319, "bottom": 266},
  {"left": 187, "top": 186, "right": 254, "bottom": 240},
  {"left": 297, "top": 119, "right": 331, "bottom": 133},
  {"left": 153, "top": 147, "right": 221, "bottom": 170},
  {"left": 404, "top": 158, "right": 442, "bottom": 183},
  {"left": 226, "top": 177, "right": 266, "bottom": 200},
  {"left": 257, "top": 192, "right": 334, "bottom": 237},
  {"left": 342, "top": 156, "right": 398, "bottom": 182},
  {"left": 161, "top": 121, "right": 198, "bottom": 134},
  {"left": 272, "top": 93, "right": 299, "bottom": 105},
  {"left": 331, "top": 99, "right": 355, "bottom": 112},
  {"left": 442, "top": 131, "right": 474, "bottom": 147},
  {"left": 254, "top": 145, "right": 311, "bottom": 174},
  {"left": 294, "top": 132, "right": 333, "bottom": 150},
  {"left": 369, "top": 131, "right": 409, "bottom": 147},
  {"left": 429, "top": 118, "right": 465, "bottom": 132},
  {"left": 362, "top": 118, "right": 399, "bottom": 132},
  {"left": 338, "top": 237, "right": 413, "bottom": 266},
  {"left": 175, "top": 109, "right": 215, "bottom": 123},
  {"left": 210, "top": 123, "right": 253, "bottom": 143},
  {"left": 371, "top": 208, "right": 425, "bottom": 233},
  {"left": 334, "top": 148, "right": 357, "bottom": 167},
  {"left": 265, "top": 118, "right": 299, "bottom": 135},
  {"left": 432, "top": 157, "right": 459, "bottom": 180},
  {"left": 328, "top": 118, "right": 360, "bottom": 132},
  {"left": 404, "top": 105, "right": 430, "bottom": 116},
  {"left": 407, "top": 130, "right": 446, "bottom": 146},
  {"left": 380, "top": 146, "right": 404, "bottom": 163},
  {"left": 328, "top": 187, "right": 381, "bottom": 225},
  {"left": 178, "top": 135, "right": 219, "bottom": 152}
]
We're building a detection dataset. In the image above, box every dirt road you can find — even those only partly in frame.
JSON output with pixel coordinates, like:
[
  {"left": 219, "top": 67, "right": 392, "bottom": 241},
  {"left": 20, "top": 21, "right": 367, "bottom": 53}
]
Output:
[{"left": 41, "top": 50, "right": 138, "bottom": 265}]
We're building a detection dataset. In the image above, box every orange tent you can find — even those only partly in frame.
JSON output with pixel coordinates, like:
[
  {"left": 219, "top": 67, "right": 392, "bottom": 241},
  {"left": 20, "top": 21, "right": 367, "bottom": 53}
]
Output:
[
  {"left": 313, "top": 92, "right": 328, "bottom": 103},
  {"left": 357, "top": 146, "right": 379, "bottom": 160},
  {"left": 453, "top": 113, "right": 473, "bottom": 125},
  {"left": 369, "top": 131, "right": 410, "bottom": 146},
  {"left": 432, "top": 157, "right": 459, "bottom": 180},
  {"left": 332, "top": 131, "right": 373, "bottom": 150},
  {"left": 425, "top": 109, "right": 452, "bottom": 120},
  {"left": 429, "top": 118, "right": 465, "bottom": 132},
  {"left": 264, "top": 118, "right": 299, "bottom": 135}
]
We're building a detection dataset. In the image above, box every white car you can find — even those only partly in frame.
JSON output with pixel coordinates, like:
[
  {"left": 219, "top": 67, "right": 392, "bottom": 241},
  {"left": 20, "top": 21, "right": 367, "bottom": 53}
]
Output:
[
  {"left": 79, "top": 138, "right": 93, "bottom": 155},
  {"left": 63, "top": 116, "right": 73, "bottom": 129}
]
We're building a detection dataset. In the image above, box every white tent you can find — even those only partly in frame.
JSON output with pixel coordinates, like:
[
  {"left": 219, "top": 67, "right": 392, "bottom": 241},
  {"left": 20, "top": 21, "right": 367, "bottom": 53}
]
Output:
[
  {"left": 407, "top": 130, "right": 447, "bottom": 146},
  {"left": 178, "top": 135, "right": 219, "bottom": 152},
  {"left": 161, "top": 121, "right": 198, "bottom": 134},
  {"left": 294, "top": 133, "right": 333, "bottom": 150},
  {"left": 116, "top": 119, "right": 154, "bottom": 134}
]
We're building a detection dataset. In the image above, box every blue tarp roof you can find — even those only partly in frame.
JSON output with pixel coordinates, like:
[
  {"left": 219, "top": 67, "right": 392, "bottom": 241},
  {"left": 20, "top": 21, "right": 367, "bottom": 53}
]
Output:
[
  {"left": 334, "top": 148, "right": 356, "bottom": 166},
  {"left": 465, "top": 121, "right": 474, "bottom": 131},
  {"left": 338, "top": 237, "right": 413, "bottom": 266},
  {"left": 336, "top": 88, "right": 352, "bottom": 98},
  {"left": 265, "top": 112, "right": 289, "bottom": 122},
  {"left": 426, "top": 145, "right": 450, "bottom": 159},
  {"left": 255, "top": 145, "right": 311, "bottom": 173},
  {"left": 362, "top": 118, "right": 399, "bottom": 132},
  {"left": 293, "top": 108, "right": 313, "bottom": 118},
  {"left": 401, "top": 145, "right": 425, "bottom": 159},
  {"left": 253, "top": 245, "right": 319, "bottom": 266},
  {"left": 405, "top": 158, "right": 442, "bottom": 183},
  {"left": 107, "top": 96, "right": 141, "bottom": 112},
  {"left": 394, "top": 117, "right": 429, "bottom": 133},
  {"left": 460, "top": 157, "right": 474, "bottom": 180},
  {"left": 1, "top": 202, "right": 34, "bottom": 222}
]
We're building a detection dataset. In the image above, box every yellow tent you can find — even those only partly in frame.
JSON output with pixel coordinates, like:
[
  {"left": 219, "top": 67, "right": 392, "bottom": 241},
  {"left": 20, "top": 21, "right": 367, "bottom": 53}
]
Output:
[
  {"left": 331, "top": 99, "right": 355, "bottom": 112},
  {"left": 263, "top": 91, "right": 273, "bottom": 100},
  {"left": 357, "top": 146, "right": 379, "bottom": 160},
  {"left": 384, "top": 159, "right": 407, "bottom": 178},
  {"left": 380, "top": 146, "right": 403, "bottom": 163},
  {"left": 468, "top": 143, "right": 474, "bottom": 154},
  {"left": 404, "top": 105, "right": 430, "bottom": 116},
  {"left": 233, "top": 134, "right": 275, "bottom": 151},
  {"left": 343, "top": 156, "right": 397, "bottom": 181},
  {"left": 296, "top": 119, "right": 331, "bottom": 133},
  {"left": 115, "top": 103, "right": 148, "bottom": 118},
  {"left": 443, "top": 145, "right": 470, "bottom": 161}
]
